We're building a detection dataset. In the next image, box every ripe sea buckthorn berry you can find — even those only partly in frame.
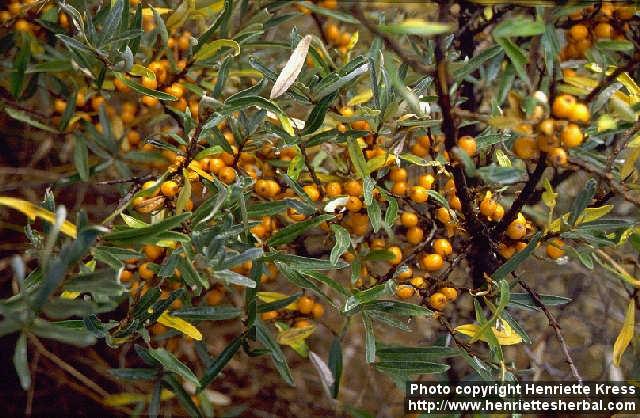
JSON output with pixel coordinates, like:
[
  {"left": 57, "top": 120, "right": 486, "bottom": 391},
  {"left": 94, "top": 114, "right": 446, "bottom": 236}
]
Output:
[
  {"left": 351, "top": 120, "right": 370, "bottom": 130},
  {"left": 143, "top": 244, "right": 164, "bottom": 260},
  {"left": 325, "top": 181, "right": 343, "bottom": 197},
  {"left": 160, "top": 181, "right": 179, "bottom": 198},
  {"left": 537, "top": 135, "right": 560, "bottom": 153},
  {"left": 325, "top": 23, "right": 340, "bottom": 44},
  {"left": 255, "top": 179, "right": 271, "bottom": 197},
  {"left": 436, "top": 207, "right": 451, "bottom": 224},
  {"left": 303, "top": 185, "right": 321, "bottom": 202},
  {"left": 391, "top": 181, "right": 407, "bottom": 196},
  {"left": 165, "top": 83, "right": 185, "bottom": 99},
  {"left": 546, "top": 238, "right": 565, "bottom": 259},
  {"left": 388, "top": 246, "right": 403, "bottom": 265},
  {"left": 457, "top": 136, "right": 477, "bottom": 156},
  {"left": 417, "top": 135, "right": 431, "bottom": 148},
  {"left": 410, "top": 276, "right": 426, "bottom": 289},
  {"left": 251, "top": 224, "right": 268, "bottom": 239},
  {"left": 294, "top": 319, "right": 312, "bottom": 329},
  {"left": 397, "top": 267, "right": 413, "bottom": 280},
  {"left": 344, "top": 180, "right": 363, "bottom": 197},
  {"left": 400, "top": 212, "right": 419, "bottom": 228},
  {"left": 120, "top": 270, "right": 133, "bottom": 282},
  {"left": 593, "top": 22, "right": 613, "bottom": 39},
  {"left": 142, "top": 96, "right": 159, "bottom": 107},
  {"left": 185, "top": 199, "right": 194, "bottom": 211},
  {"left": 513, "top": 137, "right": 538, "bottom": 159},
  {"left": 561, "top": 124, "right": 584, "bottom": 148},
  {"left": 53, "top": 99, "right": 67, "bottom": 114},
  {"left": 406, "top": 226, "right": 424, "bottom": 244},
  {"left": 479, "top": 196, "right": 497, "bottom": 217},
  {"left": 142, "top": 180, "right": 159, "bottom": 194},
  {"left": 396, "top": 285, "right": 415, "bottom": 299},
  {"left": 261, "top": 310, "right": 279, "bottom": 321},
  {"left": 569, "top": 103, "right": 590, "bottom": 123},
  {"left": 491, "top": 204, "right": 505, "bottom": 222},
  {"left": 206, "top": 289, "right": 224, "bottom": 305},
  {"left": 91, "top": 96, "right": 105, "bottom": 112},
  {"left": 15, "top": 19, "right": 31, "bottom": 32},
  {"left": 569, "top": 24, "right": 589, "bottom": 41},
  {"left": 538, "top": 119, "right": 555, "bottom": 136},
  {"left": 389, "top": 167, "right": 408, "bottom": 182},
  {"left": 218, "top": 166, "right": 236, "bottom": 184},
  {"left": 428, "top": 292, "right": 447, "bottom": 310},
  {"left": 552, "top": 95, "right": 576, "bottom": 119},
  {"left": 141, "top": 76, "right": 158, "bottom": 90},
  {"left": 288, "top": 207, "right": 306, "bottom": 221},
  {"left": 448, "top": 195, "right": 462, "bottom": 212},
  {"left": 498, "top": 243, "right": 515, "bottom": 259},
  {"left": 514, "top": 241, "right": 528, "bottom": 252},
  {"left": 346, "top": 196, "right": 363, "bottom": 212},
  {"left": 411, "top": 143, "right": 429, "bottom": 157},
  {"left": 440, "top": 287, "right": 458, "bottom": 301},
  {"left": 408, "top": 186, "right": 429, "bottom": 203},
  {"left": 311, "top": 303, "right": 325, "bottom": 319},
  {"left": 138, "top": 262, "right": 155, "bottom": 280},
  {"left": 506, "top": 217, "right": 527, "bottom": 240},
  {"left": 418, "top": 174, "right": 435, "bottom": 189},
  {"left": 433, "top": 238, "right": 453, "bottom": 257},
  {"left": 298, "top": 295, "right": 315, "bottom": 314},
  {"left": 548, "top": 147, "right": 568, "bottom": 167},
  {"left": 421, "top": 253, "right": 444, "bottom": 271},
  {"left": 338, "top": 32, "right": 351, "bottom": 47},
  {"left": 443, "top": 178, "right": 456, "bottom": 195},
  {"left": 370, "top": 238, "right": 386, "bottom": 250}
]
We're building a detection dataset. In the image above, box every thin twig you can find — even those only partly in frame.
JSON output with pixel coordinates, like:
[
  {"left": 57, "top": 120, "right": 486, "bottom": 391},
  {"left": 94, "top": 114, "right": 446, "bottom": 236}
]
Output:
[
  {"left": 517, "top": 279, "right": 583, "bottom": 383},
  {"left": 299, "top": 142, "right": 324, "bottom": 199},
  {"left": 379, "top": 224, "right": 437, "bottom": 283},
  {"left": 28, "top": 334, "right": 110, "bottom": 398},
  {"left": 569, "top": 157, "right": 640, "bottom": 208}
]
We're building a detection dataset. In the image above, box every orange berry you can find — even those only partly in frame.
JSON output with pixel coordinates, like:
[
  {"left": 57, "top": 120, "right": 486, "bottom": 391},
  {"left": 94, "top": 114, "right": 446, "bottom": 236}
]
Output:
[
  {"left": 15, "top": 19, "right": 31, "bottom": 33},
  {"left": 391, "top": 181, "right": 407, "bottom": 196},
  {"left": 498, "top": 243, "right": 516, "bottom": 259},
  {"left": 491, "top": 204, "right": 505, "bottom": 222},
  {"left": 406, "top": 226, "right": 424, "bottom": 244},
  {"left": 346, "top": 196, "right": 363, "bottom": 212},
  {"left": 298, "top": 295, "right": 315, "bottom": 314},
  {"left": 206, "top": 289, "right": 224, "bottom": 305},
  {"left": 208, "top": 158, "right": 226, "bottom": 174},
  {"left": 411, "top": 143, "right": 429, "bottom": 157},
  {"left": 370, "top": 238, "right": 386, "bottom": 250},
  {"left": 479, "top": 197, "right": 497, "bottom": 217},
  {"left": 569, "top": 24, "right": 589, "bottom": 41},
  {"left": 53, "top": 99, "right": 67, "bottom": 114},
  {"left": 389, "top": 167, "right": 408, "bottom": 182},
  {"left": 421, "top": 253, "right": 444, "bottom": 271},
  {"left": 448, "top": 195, "right": 462, "bottom": 212},
  {"left": 457, "top": 136, "right": 477, "bottom": 156},
  {"left": 160, "top": 181, "right": 179, "bottom": 198},
  {"left": 120, "top": 270, "right": 133, "bottom": 282},
  {"left": 552, "top": 95, "right": 576, "bottom": 119},
  {"left": 513, "top": 137, "right": 538, "bottom": 159},
  {"left": 141, "top": 76, "right": 158, "bottom": 90},
  {"left": 143, "top": 244, "right": 164, "bottom": 260},
  {"left": 561, "top": 123, "right": 584, "bottom": 148},
  {"left": 165, "top": 83, "right": 185, "bottom": 99},
  {"left": 311, "top": 303, "right": 325, "bottom": 319},
  {"left": 443, "top": 178, "right": 456, "bottom": 195},
  {"left": 343, "top": 180, "right": 363, "bottom": 197},
  {"left": 400, "top": 212, "right": 419, "bottom": 228},
  {"left": 410, "top": 276, "right": 426, "bottom": 289},
  {"left": 396, "top": 285, "right": 415, "bottom": 299},
  {"left": 548, "top": 147, "right": 568, "bottom": 167},
  {"left": 428, "top": 292, "right": 447, "bottom": 310},
  {"left": 218, "top": 166, "right": 236, "bottom": 184},
  {"left": 546, "top": 238, "right": 565, "bottom": 259},
  {"left": 432, "top": 238, "right": 453, "bottom": 257},
  {"left": 593, "top": 22, "right": 613, "bottom": 39},
  {"left": 506, "top": 218, "right": 527, "bottom": 240},
  {"left": 138, "top": 262, "right": 155, "bottom": 280},
  {"left": 325, "top": 23, "right": 340, "bottom": 44},
  {"left": 537, "top": 135, "right": 561, "bottom": 153},
  {"left": 294, "top": 319, "right": 313, "bottom": 328},
  {"left": 408, "top": 186, "right": 429, "bottom": 203},
  {"left": 418, "top": 174, "right": 435, "bottom": 189},
  {"left": 388, "top": 246, "right": 403, "bottom": 265},
  {"left": 569, "top": 103, "right": 590, "bottom": 123},
  {"left": 440, "top": 287, "right": 458, "bottom": 301},
  {"left": 436, "top": 207, "right": 451, "bottom": 224},
  {"left": 325, "top": 181, "right": 343, "bottom": 197},
  {"left": 303, "top": 185, "right": 321, "bottom": 202},
  {"left": 261, "top": 310, "right": 279, "bottom": 321},
  {"left": 397, "top": 267, "right": 413, "bottom": 280}
]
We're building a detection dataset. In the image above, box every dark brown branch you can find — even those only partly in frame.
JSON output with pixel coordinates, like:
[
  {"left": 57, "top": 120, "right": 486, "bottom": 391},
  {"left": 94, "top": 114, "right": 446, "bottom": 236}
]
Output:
[
  {"left": 493, "top": 153, "right": 547, "bottom": 236},
  {"left": 299, "top": 142, "right": 324, "bottom": 199},
  {"left": 569, "top": 157, "right": 640, "bottom": 208},
  {"left": 379, "top": 224, "right": 437, "bottom": 283},
  {"left": 350, "top": 5, "right": 435, "bottom": 76},
  {"left": 517, "top": 279, "right": 583, "bottom": 383}
]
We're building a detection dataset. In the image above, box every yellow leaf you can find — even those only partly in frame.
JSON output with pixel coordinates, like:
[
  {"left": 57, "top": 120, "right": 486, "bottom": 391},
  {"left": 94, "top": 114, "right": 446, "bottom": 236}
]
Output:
[
  {"left": 157, "top": 311, "right": 202, "bottom": 340},
  {"left": 597, "top": 114, "right": 618, "bottom": 132},
  {"left": 194, "top": 0, "right": 224, "bottom": 16},
  {"left": 277, "top": 325, "right": 315, "bottom": 357},
  {"left": 60, "top": 291, "right": 80, "bottom": 299},
  {"left": 278, "top": 114, "right": 295, "bottom": 136},
  {"left": 166, "top": 0, "right": 196, "bottom": 30},
  {"left": 541, "top": 178, "right": 557, "bottom": 208},
  {"left": 346, "top": 31, "right": 358, "bottom": 51},
  {"left": 487, "top": 115, "right": 521, "bottom": 130},
  {"left": 580, "top": 205, "right": 614, "bottom": 223},
  {"left": 495, "top": 149, "right": 511, "bottom": 167},
  {"left": 0, "top": 197, "right": 77, "bottom": 238},
  {"left": 455, "top": 320, "right": 523, "bottom": 346},
  {"left": 141, "top": 7, "right": 172, "bottom": 17},
  {"left": 347, "top": 89, "right": 373, "bottom": 107},
  {"left": 613, "top": 299, "right": 635, "bottom": 367},
  {"left": 617, "top": 72, "right": 640, "bottom": 102},
  {"left": 188, "top": 161, "right": 214, "bottom": 181},
  {"left": 104, "top": 389, "right": 174, "bottom": 406},
  {"left": 257, "top": 292, "right": 297, "bottom": 310},
  {"left": 622, "top": 147, "right": 640, "bottom": 179}
]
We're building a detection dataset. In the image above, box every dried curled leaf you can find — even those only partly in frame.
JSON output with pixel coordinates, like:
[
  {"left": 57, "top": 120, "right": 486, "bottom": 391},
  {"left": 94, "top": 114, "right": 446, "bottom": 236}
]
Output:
[
  {"left": 613, "top": 299, "right": 635, "bottom": 367},
  {"left": 270, "top": 35, "right": 312, "bottom": 99}
]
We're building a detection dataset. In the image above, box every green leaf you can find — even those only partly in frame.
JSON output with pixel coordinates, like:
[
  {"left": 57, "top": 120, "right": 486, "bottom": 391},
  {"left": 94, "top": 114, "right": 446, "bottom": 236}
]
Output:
[
  {"left": 328, "top": 337, "right": 342, "bottom": 398},
  {"left": 114, "top": 73, "right": 177, "bottom": 101},
  {"left": 330, "top": 224, "right": 351, "bottom": 265},
  {"left": 104, "top": 212, "right": 191, "bottom": 243},
  {"left": 13, "top": 333, "right": 30, "bottom": 390},
  {"left": 493, "top": 232, "right": 542, "bottom": 280},
  {"left": 149, "top": 348, "right": 200, "bottom": 387},
  {"left": 453, "top": 45, "right": 502, "bottom": 81},
  {"left": 5, "top": 107, "right": 58, "bottom": 133},
  {"left": 362, "top": 300, "right": 434, "bottom": 317},
  {"left": 508, "top": 292, "right": 571, "bottom": 311},
  {"left": 495, "top": 37, "right": 530, "bottom": 86},
  {"left": 202, "top": 95, "right": 294, "bottom": 136},
  {"left": 346, "top": 137, "right": 369, "bottom": 179},
  {"left": 379, "top": 19, "right": 452, "bottom": 36},
  {"left": 266, "top": 252, "right": 347, "bottom": 270},
  {"left": 162, "top": 374, "right": 203, "bottom": 418},
  {"left": 214, "top": 269, "right": 256, "bottom": 288},
  {"left": 302, "top": 92, "right": 336, "bottom": 135},
  {"left": 362, "top": 312, "right": 376, "bottom": 363},
  {"left": 256, "top": 322, "right": 294, "bottom": 385},
  {"left": 175, "top": 168, "right": 192, "bottom": 215},
  {"left": 295, "top": 1, "right": 358, "bottom": 24},
  {"left": 427, "top": 190, "right": 449, "bottom": 209},
  {"left": 109, "top": 368, "right": 158, "bottom": 380},
  {"left": 569, "top": 178, "right": 596, "bottom": 226},
  {"left": 73, "top": 136, "right": 89, "bottom": 181},
  {"left": 311, "top": 57, "right": 369, "bottom": 100},
  {"left": 10, "top": 37, "right": 30, "bottom": 98},
  {"left": 199, "top": 334, "right": 243, "bottom": 389},
  {"left": 31, "top": 319, "right": 96, "bottom": 347},
  {"left": 171, "top": 306, "right": 242, "bottom": 321},
  {"left": 477, "top": 165, "right": 524, "bottom": 184},
  {"left": 492, "top": 16, "right": 545, "bottom": 38},
  {"left": 376, "top": 346, "right": 459, "bottom": 362},
  {"left": 63, "top": 269, "right": 126, "bottom": 297},
  {"left": 300, "top": 270, "right": 349, "bottom": 297},
  {"left": 374, "top": 361, "right": 449, "bottom": 374},
  {"left": 343, "top": 284, "right": 388, "bottom": 314},
  {"left": 595, "top": 39, "right": 634, "bottom": 52},
  {"left": 193, "top": 39, "right": 240, "bottom": 62},
  {"left": 194, "top": 146, "right": 225, "bottom": 160}
]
